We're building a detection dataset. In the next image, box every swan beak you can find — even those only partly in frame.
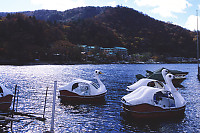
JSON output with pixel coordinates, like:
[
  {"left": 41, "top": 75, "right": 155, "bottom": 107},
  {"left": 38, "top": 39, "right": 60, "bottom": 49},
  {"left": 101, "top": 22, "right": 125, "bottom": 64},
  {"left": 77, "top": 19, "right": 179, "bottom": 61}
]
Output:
[{"left": 99, "top": 72, "right": 103, "bottom": 74}]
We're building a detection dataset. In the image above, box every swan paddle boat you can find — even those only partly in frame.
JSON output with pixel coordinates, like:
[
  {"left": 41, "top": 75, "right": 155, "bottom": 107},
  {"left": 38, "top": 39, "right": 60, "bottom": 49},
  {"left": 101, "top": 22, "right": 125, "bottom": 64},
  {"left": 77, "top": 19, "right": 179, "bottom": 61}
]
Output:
[
  {"left": 59, "top": 70, "right": 107, "bottom": 103},
  {"left": 121, "top": 73, "right": 186, "bottom": 119},
  {"left": 127, "top": 69, "right": 169, "bottom": 91},
  {"left": 136, "top": 67, "right": 188, "bottom": 85},
  {"left": 0, "top": 84, "right": 13, "bottom": 111}
]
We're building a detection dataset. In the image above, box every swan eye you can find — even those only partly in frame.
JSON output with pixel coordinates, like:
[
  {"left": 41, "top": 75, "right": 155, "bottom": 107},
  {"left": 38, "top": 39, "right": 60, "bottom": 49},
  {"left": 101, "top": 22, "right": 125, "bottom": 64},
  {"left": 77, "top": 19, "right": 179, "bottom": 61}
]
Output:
[
  {"left": 95, "top": 70, "right": 102, "bottom": 74},
  {"left": 169, "top": 75, "right": 171, "bottom": 78}
]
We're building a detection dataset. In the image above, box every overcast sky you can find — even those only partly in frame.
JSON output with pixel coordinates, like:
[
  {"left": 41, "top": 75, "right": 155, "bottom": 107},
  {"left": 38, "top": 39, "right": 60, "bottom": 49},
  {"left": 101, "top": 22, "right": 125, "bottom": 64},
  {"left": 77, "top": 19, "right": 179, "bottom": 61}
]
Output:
[{"left": 0, "top": 0, "right": 200, "bottom": 31}]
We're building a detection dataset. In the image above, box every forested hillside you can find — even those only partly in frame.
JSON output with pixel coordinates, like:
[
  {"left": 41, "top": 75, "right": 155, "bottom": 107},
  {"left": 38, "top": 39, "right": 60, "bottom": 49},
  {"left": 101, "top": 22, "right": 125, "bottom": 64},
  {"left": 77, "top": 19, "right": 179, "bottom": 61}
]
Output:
[{"left": 0, "top": 6, "right": 197, "bottom": 64}]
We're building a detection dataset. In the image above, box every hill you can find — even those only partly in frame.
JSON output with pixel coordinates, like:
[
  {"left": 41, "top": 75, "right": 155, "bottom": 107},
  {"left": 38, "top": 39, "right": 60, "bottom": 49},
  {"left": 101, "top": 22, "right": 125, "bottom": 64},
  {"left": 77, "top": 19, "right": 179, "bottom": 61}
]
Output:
[
  {"left": 93, "top": 7, "right": 196, "bottom": 57},
  {"left": 0, "top": 6, "right": 197, "bottom": 64},
  {"left": 59, "top": 6, "right": 195, "bottom": 57}
]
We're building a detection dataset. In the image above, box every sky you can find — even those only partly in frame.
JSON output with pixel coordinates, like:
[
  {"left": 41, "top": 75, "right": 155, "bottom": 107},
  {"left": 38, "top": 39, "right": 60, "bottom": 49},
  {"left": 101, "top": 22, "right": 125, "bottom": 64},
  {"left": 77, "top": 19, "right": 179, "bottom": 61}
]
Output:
[{"left": 0, "top": 0, "right": 200, "bottom": 31}]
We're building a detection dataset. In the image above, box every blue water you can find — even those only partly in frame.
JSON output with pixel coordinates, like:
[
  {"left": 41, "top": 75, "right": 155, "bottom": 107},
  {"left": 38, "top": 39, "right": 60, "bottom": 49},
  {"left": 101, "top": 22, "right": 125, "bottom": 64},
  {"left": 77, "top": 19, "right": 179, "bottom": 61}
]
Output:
[{"left": 0, "top": 64, "right": 199, "bottom": 132}]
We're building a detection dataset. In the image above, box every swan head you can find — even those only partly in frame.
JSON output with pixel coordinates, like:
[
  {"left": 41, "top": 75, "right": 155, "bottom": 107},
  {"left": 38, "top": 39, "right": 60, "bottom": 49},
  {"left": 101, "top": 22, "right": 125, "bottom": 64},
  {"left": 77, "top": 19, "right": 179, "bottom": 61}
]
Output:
[
  {"left": 162, "top": 69, "right": 169, "bottom": 76},
  {"left": 95, "top": 70, "right": 103, "bottom": 75},
  {"left": 166, "top": 73, "right": 174, "bottom": 82},
  {"left": 165, "top": 73, "right": 176, "bottom": 92}
]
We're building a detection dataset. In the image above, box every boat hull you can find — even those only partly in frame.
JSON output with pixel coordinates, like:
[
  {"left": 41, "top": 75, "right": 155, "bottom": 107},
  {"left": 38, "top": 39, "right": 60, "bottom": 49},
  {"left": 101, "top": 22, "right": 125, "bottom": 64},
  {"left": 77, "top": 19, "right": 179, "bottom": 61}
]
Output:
[
  {"left": 59, "top": 90, "right": 106, "bottom": 103},
  {"left": 172, "top": 78, "right": 186, "bottom": 85},
  {"left": 122, "top": 103, "right": 185, "bottom": 119},
  {"left": 0, "top": 95, "right": 13, "bottom": 111}
]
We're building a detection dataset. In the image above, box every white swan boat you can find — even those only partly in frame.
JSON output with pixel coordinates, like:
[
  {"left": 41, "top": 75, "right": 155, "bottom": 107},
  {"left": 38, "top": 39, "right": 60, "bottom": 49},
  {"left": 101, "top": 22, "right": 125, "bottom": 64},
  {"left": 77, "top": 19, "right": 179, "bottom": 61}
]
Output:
[
  {"left": 0, "top": 84, "right": 13, "bottom": 111},
  {"left": 59, "top": 70, "right": 107, "bottom": 103},
  {"left": 121, "top": 73, "right": 186, "bottom": 119}
]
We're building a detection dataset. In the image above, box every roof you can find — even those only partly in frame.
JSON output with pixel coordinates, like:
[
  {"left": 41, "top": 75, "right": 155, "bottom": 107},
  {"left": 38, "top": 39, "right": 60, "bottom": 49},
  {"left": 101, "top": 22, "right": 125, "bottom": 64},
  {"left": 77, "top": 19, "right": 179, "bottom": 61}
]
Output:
[{"left": 114, "top": 47, "right": 127, "bottom": 50}]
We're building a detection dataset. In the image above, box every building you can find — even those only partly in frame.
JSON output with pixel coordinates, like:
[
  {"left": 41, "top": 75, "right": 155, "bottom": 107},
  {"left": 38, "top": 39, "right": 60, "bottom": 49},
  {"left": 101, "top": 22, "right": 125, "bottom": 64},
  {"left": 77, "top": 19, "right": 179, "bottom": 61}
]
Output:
[
  {"left": 100, "top": 47, "right": 128, "bottom": 56},
  {"left": 100, "top": 47, "right": 114, "bottom": 55},
  {"left": 113, "top": 47, "right": 128, "bottom": 57},
  {"left": 79, "top": 45, "right": 128, "bottom": 61}
]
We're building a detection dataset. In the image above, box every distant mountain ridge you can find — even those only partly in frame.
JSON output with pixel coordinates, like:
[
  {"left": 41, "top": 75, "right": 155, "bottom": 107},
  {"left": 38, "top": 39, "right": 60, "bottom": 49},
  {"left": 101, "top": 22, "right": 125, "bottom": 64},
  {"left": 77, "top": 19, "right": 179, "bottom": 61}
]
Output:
[{"left": 0, "top": 6, "right": 109, "bottom": 22}]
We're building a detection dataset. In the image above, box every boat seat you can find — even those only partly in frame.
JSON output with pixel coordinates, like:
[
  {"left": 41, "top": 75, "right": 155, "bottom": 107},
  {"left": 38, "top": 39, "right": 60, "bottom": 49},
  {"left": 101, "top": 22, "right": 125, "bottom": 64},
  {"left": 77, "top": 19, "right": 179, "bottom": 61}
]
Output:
[
  {"left": 147, "top": 81, "right": 155, "bottom": 87},
  {"left": 72, "top": 83, "right": 79, "bottom": 91}
]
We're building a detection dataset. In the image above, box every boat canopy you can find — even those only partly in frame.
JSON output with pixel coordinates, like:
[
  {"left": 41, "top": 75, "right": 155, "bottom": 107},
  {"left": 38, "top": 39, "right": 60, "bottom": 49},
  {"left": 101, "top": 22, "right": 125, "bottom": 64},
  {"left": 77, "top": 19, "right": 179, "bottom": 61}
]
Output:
[
  {"left": 146, "top": 67, "right": 188, "bottom": 76},
  {"left": 127, "top": 78, "right": 164, "bottom": 91},
  {"left": 59, "top": 79, "right": 101, "bottom": 96}
]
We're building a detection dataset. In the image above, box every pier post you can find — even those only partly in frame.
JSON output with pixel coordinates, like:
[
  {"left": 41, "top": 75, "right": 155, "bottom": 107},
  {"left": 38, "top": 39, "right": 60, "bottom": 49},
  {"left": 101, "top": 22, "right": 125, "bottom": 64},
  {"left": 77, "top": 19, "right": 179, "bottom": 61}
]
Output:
[
  {"left": 43, "top": 87, "right": 49, "bottom": 119},
  {"left": 50, "top": 81, "right": 57, "bottom": 132},
  {"left": 12, "top": 85, "right": 18, "bottom": 118}
]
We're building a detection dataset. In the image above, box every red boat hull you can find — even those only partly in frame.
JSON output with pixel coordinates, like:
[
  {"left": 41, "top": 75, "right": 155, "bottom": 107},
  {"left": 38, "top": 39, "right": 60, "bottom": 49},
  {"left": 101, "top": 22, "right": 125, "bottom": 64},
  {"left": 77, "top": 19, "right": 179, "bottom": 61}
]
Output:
[
  {"left": 59, "top": 90, "right": 106, "bottom": 103},
  {"left": 122, "top": 103, "right": 185, "bottom": 119},
  {"left": 0, "top": 95, "right": 13, "bottom": 111}
]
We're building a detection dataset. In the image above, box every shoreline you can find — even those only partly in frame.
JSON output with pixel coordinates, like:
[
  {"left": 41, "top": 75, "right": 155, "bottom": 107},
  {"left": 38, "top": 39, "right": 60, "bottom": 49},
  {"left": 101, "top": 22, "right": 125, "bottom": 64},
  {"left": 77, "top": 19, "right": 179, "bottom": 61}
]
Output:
[{"left": 0, "top": 60, "right": 198, "bottom": 66}]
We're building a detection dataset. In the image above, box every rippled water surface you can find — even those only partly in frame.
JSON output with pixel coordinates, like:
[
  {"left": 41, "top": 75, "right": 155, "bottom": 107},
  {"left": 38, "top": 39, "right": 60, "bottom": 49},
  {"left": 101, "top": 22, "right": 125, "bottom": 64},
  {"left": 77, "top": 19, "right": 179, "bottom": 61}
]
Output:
[{"left": 0, "top": 64, "right": 199, "bottom": 132}]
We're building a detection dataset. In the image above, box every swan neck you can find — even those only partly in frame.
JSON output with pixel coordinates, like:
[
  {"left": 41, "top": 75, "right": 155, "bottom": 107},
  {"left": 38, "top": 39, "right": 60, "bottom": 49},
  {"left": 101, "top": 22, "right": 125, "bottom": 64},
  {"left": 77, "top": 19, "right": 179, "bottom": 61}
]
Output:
[
  {"left": 95, "top": 74, "right": 104, "bottom": 87},
  {"left": 166, "top": 78, "right": 176, "bottom": 92},
  {"left": 162, "top": 72, "right": 167, "bottom": 83}
]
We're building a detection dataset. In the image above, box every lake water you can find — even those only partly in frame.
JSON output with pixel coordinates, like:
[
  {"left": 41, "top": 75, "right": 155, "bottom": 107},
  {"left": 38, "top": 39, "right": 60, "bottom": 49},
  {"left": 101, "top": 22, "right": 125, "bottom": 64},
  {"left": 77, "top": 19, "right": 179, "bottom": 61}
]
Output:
[{"left": 0, "top": 64, "right": 199, "bottom": 132}]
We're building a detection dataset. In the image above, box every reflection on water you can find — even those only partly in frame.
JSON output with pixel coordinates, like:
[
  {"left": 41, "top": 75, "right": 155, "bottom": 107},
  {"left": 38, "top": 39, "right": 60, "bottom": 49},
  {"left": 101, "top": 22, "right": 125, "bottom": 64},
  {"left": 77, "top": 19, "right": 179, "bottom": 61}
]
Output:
[{"left": 0, "top": 64, "right": 199, "bottom": 132}]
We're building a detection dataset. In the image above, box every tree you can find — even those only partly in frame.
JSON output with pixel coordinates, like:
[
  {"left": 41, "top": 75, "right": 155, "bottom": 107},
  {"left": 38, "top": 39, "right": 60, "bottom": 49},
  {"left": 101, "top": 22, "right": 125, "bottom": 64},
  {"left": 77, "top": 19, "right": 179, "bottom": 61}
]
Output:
[{"left": 50, "top": 40, "right": 81, "bottom": 62}]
